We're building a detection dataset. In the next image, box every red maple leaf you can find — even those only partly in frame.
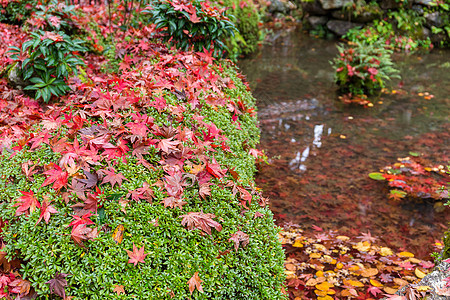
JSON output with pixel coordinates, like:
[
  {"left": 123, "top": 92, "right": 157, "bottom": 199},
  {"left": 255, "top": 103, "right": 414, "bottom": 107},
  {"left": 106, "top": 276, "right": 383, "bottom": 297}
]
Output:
[
  {"left": 126, "top": 243, "right": 147, "bottom": 266},
  {"left": 14, "top": 190, "right": 40, "bottom": 216},
  {"left": 36, "top": 199, "right": 58, "bottom": 224},
  {"left": 180, "top": 212, "right": 222, "bottom": 235},
  {"left": 101, "top": 167, "right": 128, "bottom": 188},
  {"left": 71, "top": 224, "right": 98, "bottom": 247},
  {"left": 206, "top": 158, "right": 227, "bottom": 179},
  {"left": 69, "top": 213, "right": 95, "bottom": 228},
  {"left": 41, "top": 164, "right": 68, "bottom": 191},
  {"left": 187, "top": 272, "right": 204, "bottom": 295},
  {"left": 45, "top": 273, "right": 68, "bottom": 299}
]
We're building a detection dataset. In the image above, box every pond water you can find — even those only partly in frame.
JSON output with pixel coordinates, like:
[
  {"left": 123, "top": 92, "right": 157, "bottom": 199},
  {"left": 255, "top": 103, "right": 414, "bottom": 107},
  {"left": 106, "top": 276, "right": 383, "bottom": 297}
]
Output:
[{"left": 238, "top": 28, "right": 450, "bottom": 259}]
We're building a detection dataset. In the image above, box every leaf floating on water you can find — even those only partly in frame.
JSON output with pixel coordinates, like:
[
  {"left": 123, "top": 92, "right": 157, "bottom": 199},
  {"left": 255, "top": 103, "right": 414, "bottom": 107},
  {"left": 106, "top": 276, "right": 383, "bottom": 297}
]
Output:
[{"left": 368, "top": 172, "right": 385, "bottom": 180}]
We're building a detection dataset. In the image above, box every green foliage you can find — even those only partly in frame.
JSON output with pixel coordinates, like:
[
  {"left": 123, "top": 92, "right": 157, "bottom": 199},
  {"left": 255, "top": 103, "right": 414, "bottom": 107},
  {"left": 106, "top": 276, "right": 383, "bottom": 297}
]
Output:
[
  {"left": 219, "top": 0, "right": 262, "bottom": 59},
  {"left": 332, "top": 40, "right": 399, "bottom": 96},
  {"left": 7, "top": 30, "right": 87, "bottom": 102},
  {"left": 0, "top": 61, "right": 286, "bottom": 299},
  {"left": 28, "top": 0, "right": 78, "bottom": 34},
  {"left": 0, "top": 0, "right": 37, "bottom": 24},
  {"left": 144, "top": 0, "right": 237, "bottom": 57}
]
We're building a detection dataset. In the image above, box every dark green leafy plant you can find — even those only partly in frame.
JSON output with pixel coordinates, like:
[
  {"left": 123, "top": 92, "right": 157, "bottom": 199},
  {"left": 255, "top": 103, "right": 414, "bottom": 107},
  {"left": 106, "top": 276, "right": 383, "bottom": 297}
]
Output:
[
  {"left": 144, "top": 0, "right": 237, "bottom": 57},
  {"left": 7, "top": 30, "right": 87, "bottom": 102},
  {"left": 332, "top": 40, "right": 400, "bottom": 96},
  {"left": 27, "top": 0, "right": 78, "bottom": 34},
  {"left": 0, "top": 0, "right": 37, "bottom": 24}
]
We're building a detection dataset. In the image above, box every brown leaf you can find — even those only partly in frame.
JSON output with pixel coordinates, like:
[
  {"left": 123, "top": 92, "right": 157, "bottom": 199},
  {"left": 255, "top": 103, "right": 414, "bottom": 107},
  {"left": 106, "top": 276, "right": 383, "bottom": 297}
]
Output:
[
  {"left": 229, "top": 230, "right": 249, "bottom": 251},
  {"left": 187, "top": 272, "right": 204, "bottom": 295},
  {"left": 113, "top": 285, "right": 125, "bottom": 295}
]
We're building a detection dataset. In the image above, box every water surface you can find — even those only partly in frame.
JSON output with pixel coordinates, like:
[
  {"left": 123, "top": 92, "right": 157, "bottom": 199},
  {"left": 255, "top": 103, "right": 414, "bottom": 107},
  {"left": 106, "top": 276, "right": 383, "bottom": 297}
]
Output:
[{"left": 239, "top": 28, "right": 450, "bottom": 258}]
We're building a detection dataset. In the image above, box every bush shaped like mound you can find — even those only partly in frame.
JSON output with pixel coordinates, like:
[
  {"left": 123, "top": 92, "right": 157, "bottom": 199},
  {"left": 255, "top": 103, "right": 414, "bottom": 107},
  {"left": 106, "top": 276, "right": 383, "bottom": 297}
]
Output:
[{"left": 0, "top": 50, "right": 286, "bottom": 298}]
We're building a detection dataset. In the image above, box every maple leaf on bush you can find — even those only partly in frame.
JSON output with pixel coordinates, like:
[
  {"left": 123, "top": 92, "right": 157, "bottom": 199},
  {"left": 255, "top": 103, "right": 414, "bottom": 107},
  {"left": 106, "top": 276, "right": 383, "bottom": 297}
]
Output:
[
  {"left": 126, "top": 243, "right": 147, "bottom": 266},
  {"left": 157, "top": 137, "right": 180, "bottom": 155},
  {"left": 69, "top": 213, "right": 95, "bottom": 228},
  {"left": 206, "top": 157, "right": 227, "bottom": 179},
  {"left": 8, "top": 278, "right": 31, "bottom": 297},
  {"left": 100, "top": 167, "right": 128, "bottom": 188},
  {"left": 71, "top": 224, "right": 98, "bottom": 247},
  {"left": 46, "top": 273, "right": 68, "bottom": 299},
  {"left": 229, "top": 230, "right": 249, "bottom": 251},
  {"left": 41, "top": 164, "right": 68, "bottom": 191},
  {"left": 14, "top": 190, "right": 40, "bottom": 216},
  {"left": 180, "top": 212, "right": 222, "bottom": 235},
  {"left": 187, "top": 272, "right": 204, "bottom": 295},
  {"left": 36, "top": 199, "right": 58, "bottom": 224}
]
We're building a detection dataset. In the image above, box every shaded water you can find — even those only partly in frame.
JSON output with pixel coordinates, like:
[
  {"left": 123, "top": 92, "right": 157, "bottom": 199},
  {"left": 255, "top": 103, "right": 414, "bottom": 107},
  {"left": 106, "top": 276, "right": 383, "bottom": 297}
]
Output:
[{"left": 239, "top": 28, "right": 450, "bottom": 258}]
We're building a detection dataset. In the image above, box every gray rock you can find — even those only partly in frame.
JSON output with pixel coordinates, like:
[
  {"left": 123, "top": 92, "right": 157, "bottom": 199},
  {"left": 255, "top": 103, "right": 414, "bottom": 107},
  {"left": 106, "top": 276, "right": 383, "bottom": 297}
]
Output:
[
  {"left": 414, "top": 0, "right": 435, "bottom": 5},
  {"left": 319, "top": 0, "right": 352, "bottom": 10},
  {"left": 301, "top": 0, "right": 328, "bottom": 16},
  {"left": 268, "top": 0, "right": 296, "bottom": 14},
  {"left": 7, "top": 63, "right": 27, "bottom": 90},
  {"left": 380, "top": 0, "right": 402, "bottom": 9},
  {"left": 331, "top": 9, "right": 381, "bottom": 23},
  {"left": 394, "top": 261, "right": 450, "bottom": 300},
  {"left": 431, "top": 32, "right": 449, "bottom": 44},
  {"left": 326, "top": 20, "right": 363, "bottom": 36},
  {"left": 308, "top": 16, "right": 328, "bottom": 29},
  {"left": 412, "top": 4, "right": 425, "bottom": 15},
  {"left": 421, "top": 26, "right": 431, "bottom": 39},
  {"left": 425, "top": 12, "right": 444, "bottom": 28}
]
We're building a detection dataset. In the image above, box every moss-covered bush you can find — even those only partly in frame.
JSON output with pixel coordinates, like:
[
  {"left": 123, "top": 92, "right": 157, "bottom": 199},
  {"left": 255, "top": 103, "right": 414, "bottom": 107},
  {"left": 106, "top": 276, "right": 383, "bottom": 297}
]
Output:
[{"left": 0, "top": 49, "right": 286, "bottom": 298}]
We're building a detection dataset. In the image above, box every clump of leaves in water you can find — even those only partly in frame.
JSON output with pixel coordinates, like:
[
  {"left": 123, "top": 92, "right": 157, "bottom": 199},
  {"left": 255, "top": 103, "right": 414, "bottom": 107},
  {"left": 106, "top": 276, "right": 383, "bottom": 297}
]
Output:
[
  {"left": 332, "top": 40, "right": 400, "bottom": 99},
  {"left": 369, "top": 155, "right": 449, "bottom": 205}
]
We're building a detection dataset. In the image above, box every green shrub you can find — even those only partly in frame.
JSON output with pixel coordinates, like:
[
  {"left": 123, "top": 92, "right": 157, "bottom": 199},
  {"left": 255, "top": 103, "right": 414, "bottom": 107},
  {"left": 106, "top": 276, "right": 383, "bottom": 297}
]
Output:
[
  {"left": 332, "top": 40, "right": 400, "bottom": 96},
  {"left": 0, "top": 0, "right": 37, "bottom": 24},
  {"left": 219, "top": 0, "right": 262, "bottom": 58},
  {"left": 7, "top": 29, "right": 87, "bottom": 102},
  {"left": 144, "top": 0, "right": 237, "bottom": 57},
  {"left": 26, "top": 0, "right": 78, "bottom": 34},
  {"left": 0, "top": 60, "right": 286, "bottom": 299}
]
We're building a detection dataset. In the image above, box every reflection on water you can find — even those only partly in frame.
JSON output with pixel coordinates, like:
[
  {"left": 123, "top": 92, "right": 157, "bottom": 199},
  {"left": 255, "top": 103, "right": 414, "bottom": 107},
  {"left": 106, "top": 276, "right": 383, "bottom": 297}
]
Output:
[{"left": 239, "top": 28, "right": 450, "bottom": 258}]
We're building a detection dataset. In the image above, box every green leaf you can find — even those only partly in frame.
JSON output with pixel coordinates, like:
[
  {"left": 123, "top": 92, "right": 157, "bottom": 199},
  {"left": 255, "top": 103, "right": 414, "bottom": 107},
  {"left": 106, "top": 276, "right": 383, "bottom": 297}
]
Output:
[{"left": 368, "top": 172, "right": 386, "bottom": 180}]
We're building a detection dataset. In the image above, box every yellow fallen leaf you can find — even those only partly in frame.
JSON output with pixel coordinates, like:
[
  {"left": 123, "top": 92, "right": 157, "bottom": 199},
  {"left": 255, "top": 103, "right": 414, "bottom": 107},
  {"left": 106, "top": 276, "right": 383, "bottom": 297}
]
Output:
[
  {"left": 384, "top": 287, "right": 398, "bottom": 294},
  {"left": 315, "top": 289, "right": 328, "bottom": 296},
  {"left": 336, "top": 235, "right": 349, "bottom": 241},
  {"left": 353, "top": 241, "right": 371, "bottom": 252},
  {"left": 361, "top": 268, "right": 378, "bottom": 277},
  {"left": 310, "top": 253, "right": 322, "bottom": 259},
  {"left": 416, "top": 285, "right": 431, "bottom": 292},
  {"left": 408, "top": 257, "right": 421, "bottom": 264},
  {"left": 415, "top": 268, "right": 427, "bottom": 279},
  {"left": 327, "top": 289, "right": 336, "bottom": 295},
  {"left": 336, "top": 262, "right": 344, "bottom": 270},
  {"left": 292, "top": 240, "right": 303, "bottom": 247},
  {"left": 344, "top": 279, "right": 364, "bottom": 287},
  {"left": 316, "top": 282, "right": 334, "bottom": 291},
  {"left": 394, "top": 278, "right": 408, "bottom": 287},
  {"left": 398, "top": 251, "right": 414, "bottom": 258},
  {"left": 306, "top": 278, "right": 317, "bottom": 286},
  {"left": 285, "top": 263, "right": 296, "bottom": 271},
  {"left": 379, "top": 247, "right": 393, "bottom": 256},
  {"left": 370, "top": 279, "right": 383, "bottom": 287},
  {"left": 316, "top": 271, "right": 324, "bottom": 277},
  {"left": 348, "top": 265, "right": 360, "bottom": 272},
  {"left": 317, "top": 296, "right": 333, "bottom": 300}
]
